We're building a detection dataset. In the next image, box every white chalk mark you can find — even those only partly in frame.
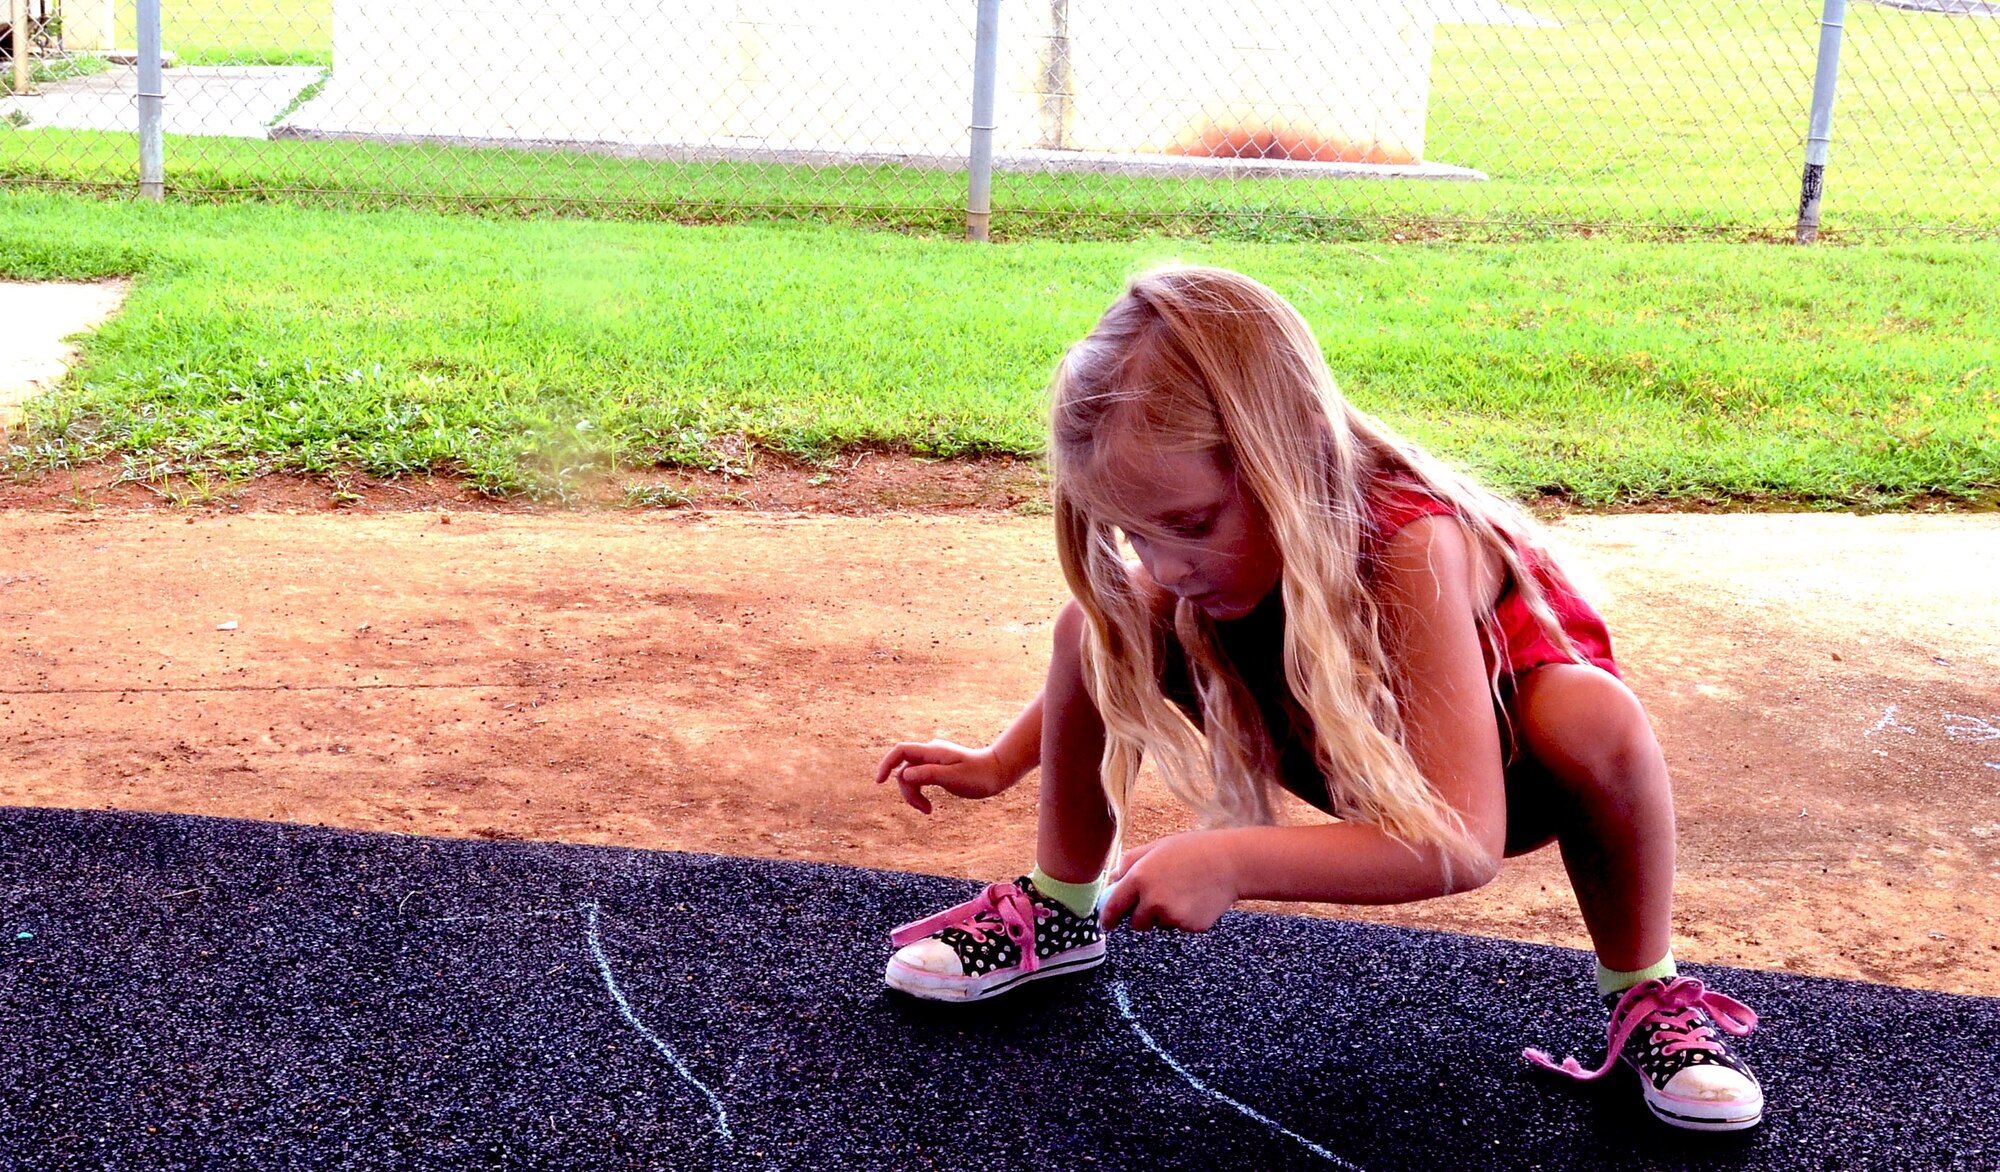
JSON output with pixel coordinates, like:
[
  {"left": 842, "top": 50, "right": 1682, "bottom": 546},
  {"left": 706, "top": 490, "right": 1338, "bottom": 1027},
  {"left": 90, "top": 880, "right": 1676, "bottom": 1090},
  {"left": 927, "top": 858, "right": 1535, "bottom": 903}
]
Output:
[
  {"left": 581, "top": 903, "right": 734, "bottom": 1144},
  {"left": 433, "top": 907, "right": 587, "bottom": 925},
  {"left": 1943, "top": 713, "right": 2000, "bottom": 744},
  {"left": 1111, "top": 981, "right": 1361, "bottom": 1170},
  {"left": 1986, "top": 763, "right": 2000, "bottom": 772},
  {"left": 427, "top": 901, "right": 734, "bottom": 1144},
  {"left": 1864, "top": 705, "right": 1917, "bottom": 738}
]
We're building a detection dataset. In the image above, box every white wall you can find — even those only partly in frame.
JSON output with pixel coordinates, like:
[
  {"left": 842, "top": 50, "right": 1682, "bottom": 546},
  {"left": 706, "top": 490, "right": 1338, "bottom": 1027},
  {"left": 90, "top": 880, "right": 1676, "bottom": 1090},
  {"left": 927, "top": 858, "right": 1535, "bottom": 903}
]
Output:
[
  {"left": 58, "top": 0, "right": 117, "bottom": 50},
  {"left": 292, "top": 0, "right": 1433, "bottom": 164}
]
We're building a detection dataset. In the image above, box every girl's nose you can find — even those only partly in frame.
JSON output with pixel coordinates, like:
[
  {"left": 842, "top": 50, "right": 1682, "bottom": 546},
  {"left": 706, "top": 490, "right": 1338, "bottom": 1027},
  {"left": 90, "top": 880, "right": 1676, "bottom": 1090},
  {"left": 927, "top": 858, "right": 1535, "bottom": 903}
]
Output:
[{"left": 1145, "top": 549, "right": 1198, "bottom": 593}]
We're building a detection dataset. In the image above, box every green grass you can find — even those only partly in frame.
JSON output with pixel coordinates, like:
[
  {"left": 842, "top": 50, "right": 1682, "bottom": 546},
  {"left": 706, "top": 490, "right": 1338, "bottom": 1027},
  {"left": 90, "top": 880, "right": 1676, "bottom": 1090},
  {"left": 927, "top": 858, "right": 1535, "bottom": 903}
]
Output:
[
  {"left": 0, "top": 0, "right": 1992, "bottom": 237},
  {"left": 164, "top": 0, "right": 332, "bottom": 66},
  {"left": 3, "top": 188, "right": 1994, "bottom": 506}
]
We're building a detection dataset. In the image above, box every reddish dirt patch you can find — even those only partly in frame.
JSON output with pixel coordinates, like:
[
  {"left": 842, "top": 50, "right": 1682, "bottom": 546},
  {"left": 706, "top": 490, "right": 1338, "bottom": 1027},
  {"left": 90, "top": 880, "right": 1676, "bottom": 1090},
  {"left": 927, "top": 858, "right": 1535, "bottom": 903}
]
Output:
[
  {"left": 0, "top": 449, "right": 1053, "bottom": 517},
  {"left": 2, "top": 495, "right": 1997, "bottom": 996},
  {"left": 1173, "top": 124, "right": 1416, "bottom": 166}
]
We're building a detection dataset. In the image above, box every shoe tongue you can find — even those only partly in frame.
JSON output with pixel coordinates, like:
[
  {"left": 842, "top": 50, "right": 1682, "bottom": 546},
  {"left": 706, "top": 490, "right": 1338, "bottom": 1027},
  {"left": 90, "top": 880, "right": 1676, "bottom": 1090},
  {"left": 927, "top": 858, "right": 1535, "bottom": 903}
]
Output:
[
  {"left": 1604, "top": 975, "right": 1681, "bottom": 1013},
  {"left": 1605, "top": 987, "right": 1658, "bottom": 1018}
]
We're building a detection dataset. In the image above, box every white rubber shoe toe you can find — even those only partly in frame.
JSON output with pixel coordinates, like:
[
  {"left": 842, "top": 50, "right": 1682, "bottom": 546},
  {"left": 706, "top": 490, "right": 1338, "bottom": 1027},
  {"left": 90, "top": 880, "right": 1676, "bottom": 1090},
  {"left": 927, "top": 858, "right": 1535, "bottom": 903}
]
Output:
[{"left": 889, "top": 938, "right": 963, "bottom": 977}]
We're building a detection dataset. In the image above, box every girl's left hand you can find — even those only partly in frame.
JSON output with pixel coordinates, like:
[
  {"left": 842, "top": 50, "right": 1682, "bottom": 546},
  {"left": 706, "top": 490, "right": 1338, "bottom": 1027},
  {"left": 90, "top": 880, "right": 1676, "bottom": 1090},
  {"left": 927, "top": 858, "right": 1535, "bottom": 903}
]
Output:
[{"left": 1098, "top": 831, "right": 1240, "bottom": 933}]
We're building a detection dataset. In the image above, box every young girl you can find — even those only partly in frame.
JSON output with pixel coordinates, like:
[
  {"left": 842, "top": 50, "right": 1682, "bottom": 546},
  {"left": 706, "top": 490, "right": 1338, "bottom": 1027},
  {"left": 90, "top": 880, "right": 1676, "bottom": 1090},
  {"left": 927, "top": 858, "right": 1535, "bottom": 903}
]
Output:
[{"left": 872, "top": 266, "right": 1762, "bottom": 1132}]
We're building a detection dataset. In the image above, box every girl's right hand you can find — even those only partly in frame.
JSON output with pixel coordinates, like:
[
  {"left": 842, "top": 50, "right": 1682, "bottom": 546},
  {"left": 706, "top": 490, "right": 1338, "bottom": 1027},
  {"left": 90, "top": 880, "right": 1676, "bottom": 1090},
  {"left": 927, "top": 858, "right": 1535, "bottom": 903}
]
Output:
[{"left": 873, "top": 740, "right": 1014, "bottom": 814}]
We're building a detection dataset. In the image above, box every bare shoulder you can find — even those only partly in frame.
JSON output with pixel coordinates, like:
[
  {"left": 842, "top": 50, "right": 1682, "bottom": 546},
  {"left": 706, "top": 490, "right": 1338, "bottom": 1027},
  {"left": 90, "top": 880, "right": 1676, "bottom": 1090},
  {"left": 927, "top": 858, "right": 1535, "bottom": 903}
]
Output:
[{"left": 1374, "top": 515, "right": 1505, "bottom": 613}]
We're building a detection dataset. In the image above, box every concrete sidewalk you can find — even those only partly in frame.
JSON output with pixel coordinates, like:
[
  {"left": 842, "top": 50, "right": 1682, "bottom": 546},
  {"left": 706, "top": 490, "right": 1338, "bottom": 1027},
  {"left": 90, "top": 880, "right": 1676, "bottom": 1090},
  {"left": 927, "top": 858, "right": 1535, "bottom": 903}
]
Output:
[
  {"left": 0, "top": 278, "right": 127, "bottom": 429},
  {"left": 1, "top": 63, "right": 320, "bottom": 138}
]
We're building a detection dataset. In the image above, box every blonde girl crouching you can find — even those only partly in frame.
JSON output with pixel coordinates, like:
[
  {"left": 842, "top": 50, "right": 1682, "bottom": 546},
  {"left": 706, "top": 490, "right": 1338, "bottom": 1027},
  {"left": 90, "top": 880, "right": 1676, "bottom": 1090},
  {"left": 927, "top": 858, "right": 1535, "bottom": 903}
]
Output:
[{"left": 874, "top": 265, "right": 1762, "bottom": 1133}]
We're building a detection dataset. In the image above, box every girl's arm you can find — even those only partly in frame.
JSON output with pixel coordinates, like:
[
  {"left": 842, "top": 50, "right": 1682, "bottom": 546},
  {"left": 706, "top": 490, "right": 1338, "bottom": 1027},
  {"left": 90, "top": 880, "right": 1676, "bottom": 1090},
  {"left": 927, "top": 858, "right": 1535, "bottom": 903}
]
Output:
[
  {"left": 989, "top": 689, "right": 1045, "bottom": 783},
  {"left": 874, "top": 690, "right": 1045, "bottom": 812},
  {"left": 1368, "top": 511, "right": 1510, "bottom": 868},
  {"left": 1104, "top": 816, "right": 1490, "bottom": 932},
  {"left": 1103, "top": 514, "right": 1509, "bottom": 928}
]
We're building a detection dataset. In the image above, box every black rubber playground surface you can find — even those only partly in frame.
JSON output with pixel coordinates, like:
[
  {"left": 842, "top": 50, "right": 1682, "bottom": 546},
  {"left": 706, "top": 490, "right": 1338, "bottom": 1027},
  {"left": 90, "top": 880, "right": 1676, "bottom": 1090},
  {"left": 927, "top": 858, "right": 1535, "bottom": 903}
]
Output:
[{"left": 2, "top": 807, "right": 1996, "bottom": 1171}]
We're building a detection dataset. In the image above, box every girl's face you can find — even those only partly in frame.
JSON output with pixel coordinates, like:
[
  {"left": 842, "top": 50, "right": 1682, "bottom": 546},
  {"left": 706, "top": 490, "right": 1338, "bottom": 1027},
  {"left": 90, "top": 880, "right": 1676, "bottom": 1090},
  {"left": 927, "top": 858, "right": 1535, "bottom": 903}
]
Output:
[{"left": 1093, "top": 441, "right": 1283, "bottom": 622}]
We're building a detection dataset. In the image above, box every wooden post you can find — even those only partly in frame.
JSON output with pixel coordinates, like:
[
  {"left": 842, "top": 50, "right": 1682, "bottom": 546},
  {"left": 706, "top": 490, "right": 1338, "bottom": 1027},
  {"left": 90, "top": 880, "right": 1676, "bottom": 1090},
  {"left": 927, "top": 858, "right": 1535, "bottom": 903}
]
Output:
[{"left": 11, "top": 0, "right": 33, "bottom": 96}]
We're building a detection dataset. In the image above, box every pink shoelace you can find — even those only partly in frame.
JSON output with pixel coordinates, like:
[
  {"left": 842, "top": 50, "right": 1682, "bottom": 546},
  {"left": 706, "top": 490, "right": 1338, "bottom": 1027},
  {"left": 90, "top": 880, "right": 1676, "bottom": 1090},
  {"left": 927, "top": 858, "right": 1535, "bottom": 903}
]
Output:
[
  {"left": 890, "top": 882, "right": 1053, "bottom": 974},
  {"left": 1523, "top": 975, "right": 1758, "bottom": 1081}
]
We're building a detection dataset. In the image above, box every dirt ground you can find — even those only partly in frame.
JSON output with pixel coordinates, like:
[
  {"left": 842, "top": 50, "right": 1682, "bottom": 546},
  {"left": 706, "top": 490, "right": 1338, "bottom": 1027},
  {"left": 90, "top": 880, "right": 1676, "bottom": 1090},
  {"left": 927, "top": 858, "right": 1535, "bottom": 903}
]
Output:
[{"left": 3, "top": 485, "right": 1997, "bottom": 996}]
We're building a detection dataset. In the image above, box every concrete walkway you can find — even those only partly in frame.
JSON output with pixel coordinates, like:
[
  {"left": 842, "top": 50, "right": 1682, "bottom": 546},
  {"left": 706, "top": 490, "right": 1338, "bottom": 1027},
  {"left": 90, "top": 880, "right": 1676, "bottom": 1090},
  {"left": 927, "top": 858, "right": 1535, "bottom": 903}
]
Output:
[
  {"left": 0, "top": 63, "right": 320, "bottom": 138},
  {"left": 0, "top": 278, "right": 127, "bottom": 430}
]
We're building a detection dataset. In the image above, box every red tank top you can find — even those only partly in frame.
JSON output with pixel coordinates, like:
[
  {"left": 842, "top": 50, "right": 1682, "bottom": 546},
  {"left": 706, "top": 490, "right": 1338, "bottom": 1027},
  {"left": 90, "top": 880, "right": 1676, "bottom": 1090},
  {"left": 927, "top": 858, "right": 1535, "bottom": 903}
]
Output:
[
  {"left": 1365, "top": 483, "right": 1619, "bottom": 681},
  {"left": 1154, "top": 486, "right": 1617, "bottom": 813}
]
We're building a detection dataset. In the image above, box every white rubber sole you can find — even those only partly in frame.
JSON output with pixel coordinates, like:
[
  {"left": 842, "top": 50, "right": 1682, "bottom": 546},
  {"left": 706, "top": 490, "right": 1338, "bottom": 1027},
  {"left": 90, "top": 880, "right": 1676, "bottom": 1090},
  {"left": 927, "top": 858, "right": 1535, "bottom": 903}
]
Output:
[
  {"left": 1642, "top": 1083, "right": 1765, "bottom": 1132},
  {"left": 884, "top": 939, "right": 1107, "bottom": 1003}
]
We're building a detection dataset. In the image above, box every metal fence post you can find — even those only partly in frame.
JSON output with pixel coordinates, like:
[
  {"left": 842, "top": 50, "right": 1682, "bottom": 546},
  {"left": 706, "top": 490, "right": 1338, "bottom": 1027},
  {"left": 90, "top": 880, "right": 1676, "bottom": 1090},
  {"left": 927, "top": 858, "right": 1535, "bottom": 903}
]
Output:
[
  {"left": 137, "top": 0, "right": 165, "bottom": 200},
  {"left": 1796, "top": 0, "right": 1847, "bottom": 244},
  {"left": 966, "top": 0, "right": 1001, "bottom": 242}
]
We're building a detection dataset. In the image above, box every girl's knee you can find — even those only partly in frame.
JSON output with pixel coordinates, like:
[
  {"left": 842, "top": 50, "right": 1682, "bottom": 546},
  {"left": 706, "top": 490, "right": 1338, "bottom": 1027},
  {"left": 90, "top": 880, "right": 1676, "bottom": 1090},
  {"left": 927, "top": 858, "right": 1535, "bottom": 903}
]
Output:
[{"left": 1516, "top": 665, "right": 1662, "bottom": 789}]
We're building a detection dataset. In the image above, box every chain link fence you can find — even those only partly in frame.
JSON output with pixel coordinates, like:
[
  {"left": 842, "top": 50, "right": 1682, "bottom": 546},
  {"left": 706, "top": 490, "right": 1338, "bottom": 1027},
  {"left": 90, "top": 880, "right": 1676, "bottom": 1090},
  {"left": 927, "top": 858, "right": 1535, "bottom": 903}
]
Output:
[{"left": 1, "top": 0, "right": 1995, "bottom": 239}]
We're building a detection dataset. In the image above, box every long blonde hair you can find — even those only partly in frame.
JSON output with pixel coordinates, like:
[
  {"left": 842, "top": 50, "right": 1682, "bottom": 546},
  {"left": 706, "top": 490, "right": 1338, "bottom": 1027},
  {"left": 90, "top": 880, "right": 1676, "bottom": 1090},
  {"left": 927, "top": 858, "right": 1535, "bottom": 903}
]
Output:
[{"left": 1049, "top": 266, "right": 1585, "bottom": 866}]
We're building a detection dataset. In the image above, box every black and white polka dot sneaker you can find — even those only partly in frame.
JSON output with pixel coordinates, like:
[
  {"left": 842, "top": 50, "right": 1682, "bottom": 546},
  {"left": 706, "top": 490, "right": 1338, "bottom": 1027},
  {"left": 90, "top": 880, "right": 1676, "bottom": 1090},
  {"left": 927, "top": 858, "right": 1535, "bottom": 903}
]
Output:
[
  {"left": 885, "top": 876, "right": 1105, "bottom": 1002},
  {"left": 1524, "top": 976, "right": 1763, "bottom": 1132}
]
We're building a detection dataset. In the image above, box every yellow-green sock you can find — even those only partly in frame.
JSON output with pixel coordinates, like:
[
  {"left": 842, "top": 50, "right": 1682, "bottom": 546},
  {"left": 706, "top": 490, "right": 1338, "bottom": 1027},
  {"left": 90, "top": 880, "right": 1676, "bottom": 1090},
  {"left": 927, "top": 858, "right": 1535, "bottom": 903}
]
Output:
[
  {"left": 1029, "top": 866, "right": 1104, "bottom": 919},
  {"left": 1598, "top": 952, "right": 1678, "bottom": 999}
]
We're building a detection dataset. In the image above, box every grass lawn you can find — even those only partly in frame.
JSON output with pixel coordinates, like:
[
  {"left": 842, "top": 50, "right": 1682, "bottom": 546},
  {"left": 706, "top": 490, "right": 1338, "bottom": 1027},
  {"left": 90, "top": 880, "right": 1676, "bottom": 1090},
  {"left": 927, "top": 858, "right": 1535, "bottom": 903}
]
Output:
[
  {"left": 2, "top": 188, "right": 1995, "bottom": 506},
  {"left": 0, "top": 0, "right": 1991, "bottom": 237},
  {"left": 164, "top": 0, "right": 332, "bottom": 66}
]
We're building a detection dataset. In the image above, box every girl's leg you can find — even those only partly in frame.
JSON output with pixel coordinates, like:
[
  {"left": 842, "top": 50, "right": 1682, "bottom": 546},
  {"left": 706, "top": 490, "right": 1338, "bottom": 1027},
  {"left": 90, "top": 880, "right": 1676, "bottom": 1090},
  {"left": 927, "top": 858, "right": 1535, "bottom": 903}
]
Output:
[
  {"left": 1035, "top": 600, "right": 1118, "bottom": 885},
  {"left": 883, "top": 599, "right": 1114, "bottom": 1001},
  {"left": 1506, "top": 663, "right": 1762, "bottom": 1131},
  {"left": 1501, "top": 663, "right": 1675, "bottom": 972}
]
